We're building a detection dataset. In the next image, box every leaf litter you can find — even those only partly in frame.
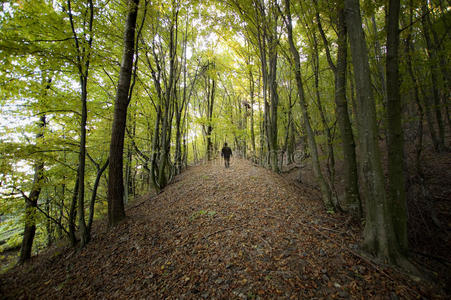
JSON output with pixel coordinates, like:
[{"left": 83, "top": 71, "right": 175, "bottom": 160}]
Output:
[{"left": 0, "top": 159, "right": 448, "bottom": 299}]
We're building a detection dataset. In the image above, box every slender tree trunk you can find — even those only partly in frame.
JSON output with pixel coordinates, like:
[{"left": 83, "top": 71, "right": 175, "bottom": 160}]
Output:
[
  {"left": 19, "top": 115, "right": 46, "bottom": 264},
  {"left": 157, "top": 102, "right": 170, "bottom": 189},
  {"left": 77, "top": 79, "right": 89, "bottom": 247},
  {"left": 157, "top": 7, "right": 178, "bottom": 188},
  {"left": 249, "top": 67, "right": 256, "bottom": 155},
  {"left": 311, "top": 31, "right": 336, "bottom": 195},
  {"left": 45, "top": 193, "right": 52, "bottom": 246},
  {"left": 183, "top": 117, "right": 188, "bottom": 169},
  {"left": 57, "top": 177, "right": 65, "bottom": 239},
  {"left": 87, "top": 158, "right": 109, "bottom": 233},
  {"left": 258, "top": 76, "right": 265, "bottom": 165},
  {"left": 283, "top": 0, "right": 333, "bottom": 211},
  {"left": 422, "top": 2, "right": 445, "bottom": 151},
  {"left": 207, "top": 78, "right": 215, "bottom": 161},
  {"left": 428, "top": 3, "right": 450, "bottom": 132},
  {"left": 151, "top": 106, "right": 161, "bottom": 190},
  {"left": 67, "top": 0, "right": 95, "bottom": 246},
  {"left": 371, "top": 14, "right": 388, "bottom": 109},
  {"left": 268, "top": 39, "right": 279, "bottom": 172},
  {"left": 107, "top": 0, "right": 140, "bottom": 226},
  {"left": 285, "top": 89, "right": 295, "bottom": 165},
  {"left": 404, "top": 5, "right": 424, "bottom": 173},
  {"left": 175, "top": 109, "right": 183, "bottom": 174},
  {"left": 69, "top": 171, "right": 79, "bottom": 246}
]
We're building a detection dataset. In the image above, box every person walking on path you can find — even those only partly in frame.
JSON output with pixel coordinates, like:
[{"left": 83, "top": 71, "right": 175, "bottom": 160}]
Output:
[{"left": 221, "top": 142, "right": 232, "bottom": 168}]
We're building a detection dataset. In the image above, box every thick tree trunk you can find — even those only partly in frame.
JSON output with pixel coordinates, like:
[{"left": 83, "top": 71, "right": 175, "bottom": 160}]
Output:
[
  {"left": 345, "top": 0, "right": 411, "bottom": 267},
  {"left": 19, "top": 115, "right": 46, "bottom": 264},
  {"left": 107, "top": 0, "right": 140, "bottom": 226},
  {"left": 283, "top": 0, "right": 333, "bottom": 211},
  {"left": 333, "top": 3, "right": 361, "bottom": 217},
  {"left": 386, "top": 0, "right": 408, "bottom": 253}
]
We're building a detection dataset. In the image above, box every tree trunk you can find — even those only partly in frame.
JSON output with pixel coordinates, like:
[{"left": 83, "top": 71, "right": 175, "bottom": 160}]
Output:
[
  {"left": 107, "top": 0, "right": 140, "bottom": 226},
  {"left": 157, "top": 6, "right": 178, "bottom": 188},
  {"left": 77, "top": 79, "right": 89, "bottom": 247},
  {"left": 249, "top": 66, "right": 256, "bottom": 155},
  {"left": 88, "top": 158, "right": 109, "bottom": 233},
  {"left": 421, "top": 2, "right": 445, "bottom": 151},
  {"left": 268, "top": 35, "right": 279, "bottom": 172},
  {"left": 69, "top": 171, "right": 79, "bottom": 246},
  {"left": 151, "top": 106, "right": 161, "bottom": 190},
  {"left": 345, "top": 0, "right": 410, "bottom": 267},
  {"left": 370, "top": 14, "right": 388, "bottom": 109},
  {"left": 175, "top": 108, "right": 183, "bottom": 174},
  {"left": 207, "top": 78, "right": 215, "bottom": 161},
  {"left": 19, "top": 115, "right": 46, "bottom": 264},
  {"left": 311, "top": 30, "right": 336, "bottom": 197},
  {"left": 403, "top": 5, "right": 424, "bottom": 173},
  {"left": 309, "top": 0, "right": 360, "bottom": 215},
  {"left": 386, "top": 0, "right": 407, "bottom": 253},
  {"left": 283, "top": 0, "right": 333, "bottom": 211},
  {"left": 333, "top": 2, "right": 361, "bottom": 217}
]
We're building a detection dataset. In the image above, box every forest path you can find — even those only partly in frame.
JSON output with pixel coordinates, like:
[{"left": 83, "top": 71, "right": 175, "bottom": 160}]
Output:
[{"left": 1, "top": 159, "right": 438, "bottom": 299}]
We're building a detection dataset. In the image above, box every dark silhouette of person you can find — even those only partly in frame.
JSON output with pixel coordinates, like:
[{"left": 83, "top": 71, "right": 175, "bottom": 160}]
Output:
[{"left": 221, "top": 142, "right": 232, "bottom": 168}]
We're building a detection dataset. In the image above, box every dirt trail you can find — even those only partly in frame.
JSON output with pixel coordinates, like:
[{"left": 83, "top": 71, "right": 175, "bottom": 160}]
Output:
[{"left": 0, "top": 159, "right": 446, "bottom": 299}]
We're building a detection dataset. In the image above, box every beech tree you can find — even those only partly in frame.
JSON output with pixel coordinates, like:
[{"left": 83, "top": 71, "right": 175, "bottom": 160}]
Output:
[
  {"left": 344, "top": 0, "right": 415, "bottom": 269},
  {"left": 107, "top": 0, "right": 140, "bottom": 226},
  {"left": 281, "top": 0, "right": 334, "bottom": 212}
]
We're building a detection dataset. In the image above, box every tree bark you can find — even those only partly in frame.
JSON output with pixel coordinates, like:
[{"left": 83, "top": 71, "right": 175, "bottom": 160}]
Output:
[
  {"left": 335, "top": 4, "right": 361, "bottom": 217},
  {"left": 19, "top": 115, "right": 46, "bottom": 264},
  {"left": 69, "top": 171, "right": 79, "bottom": 246},
  {"left": 87, "top": 158, "right": 109, "bottom": 233},
  {"left": 107, "top": 0, "right": 140, "bottom": 226},
  {"left": 283, "top": 0, "right": 333, "bottom": 211},
  {"left": 403, "top": 4, "right": 424, "bottom": 174},
  {"left": 249, "top": 63, "right": 256, "bottom": 155},
  {"left": 421, "top": 2, "right": 445, "bottom": 151},
  {"left": 386, "top": 0, "right": 408, "bottom": 253},
  {"left": 345, "top": 0, "right": 411, "bottom": 267},
  {"left": 370, "top": 14, "right": 388, "bottom": 109},
  {"left": 268, "top": 33, "right": 279, "bottom": 172},
  {"left": 206, "top": 77, "right": 215, "bottom": 161},
  {"left": 157, "top": 5, "right": 179, "bottom": 188},
  {"left": 311, "top": 30, "right": 336, "bottom": 197},
  {"left": 77, "top": 79, "right": 89, "bottom": 246}
]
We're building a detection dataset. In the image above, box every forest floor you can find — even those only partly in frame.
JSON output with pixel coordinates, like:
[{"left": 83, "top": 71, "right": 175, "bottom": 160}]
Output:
[{"left": 1, "top": 158, "right": 450, "bottom": 299}]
